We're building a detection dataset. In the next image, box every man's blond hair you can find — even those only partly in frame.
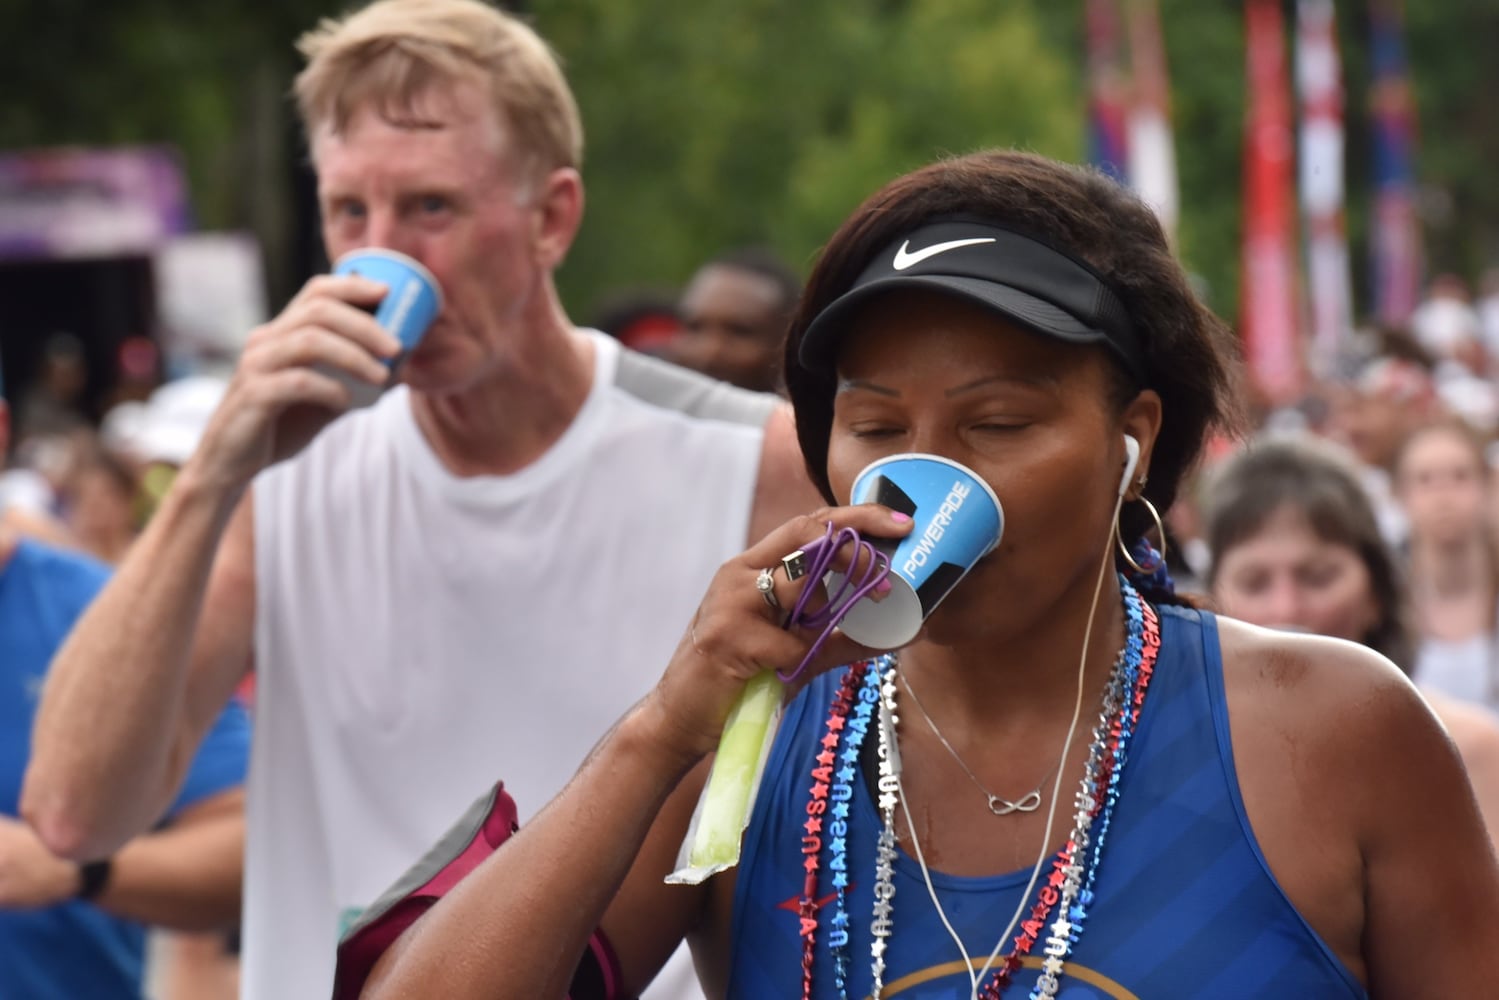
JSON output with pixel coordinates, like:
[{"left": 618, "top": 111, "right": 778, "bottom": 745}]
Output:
[{"left": 294, "top": 0, "right": 583, "bottom": 175}]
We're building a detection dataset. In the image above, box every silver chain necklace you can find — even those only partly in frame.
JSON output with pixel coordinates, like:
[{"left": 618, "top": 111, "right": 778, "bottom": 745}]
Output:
[{"left": 898, "top": 671, "right": 1055, "bottom": 815}]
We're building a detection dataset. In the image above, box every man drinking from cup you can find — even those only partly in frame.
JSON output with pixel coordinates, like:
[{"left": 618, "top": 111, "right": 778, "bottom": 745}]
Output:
[{"left": 22, "top": 2, "right": 819, "bottom": 997}]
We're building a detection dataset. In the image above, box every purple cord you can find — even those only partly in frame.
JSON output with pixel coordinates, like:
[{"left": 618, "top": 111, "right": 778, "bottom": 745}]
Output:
[{"left": 777, "top": 522, "right": 892, "bottom": 683}]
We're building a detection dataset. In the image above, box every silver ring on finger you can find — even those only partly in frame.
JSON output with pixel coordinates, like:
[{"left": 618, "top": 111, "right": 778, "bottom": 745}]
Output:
[{"left": 755, "top": 567, "right": 782, "bottom": 612}]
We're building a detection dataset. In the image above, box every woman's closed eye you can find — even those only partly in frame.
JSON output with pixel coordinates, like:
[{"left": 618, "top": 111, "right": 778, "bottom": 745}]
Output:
[
  {"left": 848, "top": 423, "right": 906, "bottom": 440},
  {"left": 971, "top": 419, "right": 1030, "bottom": 433}
]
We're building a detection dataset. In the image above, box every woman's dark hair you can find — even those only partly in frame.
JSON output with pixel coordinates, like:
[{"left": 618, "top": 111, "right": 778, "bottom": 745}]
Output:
[
  {"left": 1202, "top": 435, "right": 1414, "bottom": 671},
  {"left": 783, "top": 149, "right": 1244, "bottom": 594}
]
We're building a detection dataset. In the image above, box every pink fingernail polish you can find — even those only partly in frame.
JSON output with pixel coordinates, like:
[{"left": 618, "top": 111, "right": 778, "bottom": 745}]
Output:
[
  {"left": 891, "top": 512, "right": 911, "bottom": 523},
  {"left": 876, "top": 578, "right": 893, "bottom": 595}
]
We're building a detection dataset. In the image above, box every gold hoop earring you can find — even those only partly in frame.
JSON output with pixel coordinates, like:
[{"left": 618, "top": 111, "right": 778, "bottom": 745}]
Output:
[{"left": 1116, "top": 495, "right": 1168, "bottom": 574}]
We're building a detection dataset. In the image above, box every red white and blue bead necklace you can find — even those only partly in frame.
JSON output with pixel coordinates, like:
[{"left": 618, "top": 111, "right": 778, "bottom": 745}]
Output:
[{"left": 793, "top": 576, "right": 1160, "bottom": 1000}]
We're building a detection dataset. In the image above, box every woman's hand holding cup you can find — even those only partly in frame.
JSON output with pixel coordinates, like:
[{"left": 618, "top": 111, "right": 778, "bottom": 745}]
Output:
[{"left": 644, "top": 502, "right": 913, "bottom": 768}]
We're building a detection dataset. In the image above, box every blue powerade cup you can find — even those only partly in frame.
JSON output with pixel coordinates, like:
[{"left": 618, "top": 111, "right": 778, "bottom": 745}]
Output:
[
  {"left": 834, "top": 453, "right": 1004, "bottom": 648},
  {"left": 330, "top": 248, "right": 444, "bottom": 406}
]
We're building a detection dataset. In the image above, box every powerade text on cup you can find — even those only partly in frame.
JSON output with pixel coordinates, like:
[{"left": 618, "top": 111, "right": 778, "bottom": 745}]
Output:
[
  {"left": 833, "top": 454, "right": 1003, "bottom": 648},
  {"left": 900, "top": 478, "right": 974, "bottom": 576}
]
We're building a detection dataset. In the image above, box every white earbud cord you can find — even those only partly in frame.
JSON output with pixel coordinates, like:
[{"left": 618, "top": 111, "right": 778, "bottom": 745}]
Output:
[{"left": 889, "top": 485, "right": 1127, "bottom": 1000}]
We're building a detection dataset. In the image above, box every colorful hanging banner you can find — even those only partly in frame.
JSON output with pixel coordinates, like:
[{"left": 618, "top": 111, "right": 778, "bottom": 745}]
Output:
[
  {"left": 1296, "top": 0, "right": 1354, "bottom": 375},
  {"left": 0, "top": 146, "right": 190, "bottom": 262},
  {"left": 1241, "top": 0, "right": 1304, "bottom": 405},
  {"left": 1086, "top": 0, "right": 1131, "bottom": 184},
  {"left": 1124, "top": 0, "right": 1179, "bottom": 242},
  {"left": 1368, "top": 0, "right": 1422, "bottom": 328}
]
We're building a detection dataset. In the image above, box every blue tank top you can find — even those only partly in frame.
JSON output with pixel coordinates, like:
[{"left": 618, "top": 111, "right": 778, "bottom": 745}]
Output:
[{"left": 729, "top": 605, "right": 1366, "bottom": 999}]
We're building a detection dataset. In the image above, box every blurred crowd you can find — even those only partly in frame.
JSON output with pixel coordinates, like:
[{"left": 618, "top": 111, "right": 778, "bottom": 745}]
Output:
[{"left": 1, "top": 333, "right": 227, "bottom": 572}]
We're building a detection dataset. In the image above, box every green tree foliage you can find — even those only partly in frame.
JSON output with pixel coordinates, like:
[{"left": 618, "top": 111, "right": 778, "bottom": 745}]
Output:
[
  {"left": 540, "top": 0, "right": 1081, "bottom": 320},
  {"left": 1, "top": 0, "right": 1496, "bottom": 326},
  {"left": 1401, "top": 0, "right": 1499, "bottom": 280},
  {"left": 0, "top": 0, "right": 314, "bottom": 221}
]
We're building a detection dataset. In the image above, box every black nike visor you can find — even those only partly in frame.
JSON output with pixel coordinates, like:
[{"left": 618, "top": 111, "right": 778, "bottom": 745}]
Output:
[{"left": 797, "top": 218, "right": 1146, "bottom": 383}]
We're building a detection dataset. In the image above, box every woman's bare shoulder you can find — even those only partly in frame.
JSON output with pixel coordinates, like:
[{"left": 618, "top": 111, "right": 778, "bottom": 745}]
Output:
[
  {"left": 1207, "top": 613, "right": 1492, "bottom": 985},
  {"left": 1211, "top": 614, "right": 1443, "bottom": 774},
  {"left": 1214, "top": 614, "right": 1415, "bottom": 707}
]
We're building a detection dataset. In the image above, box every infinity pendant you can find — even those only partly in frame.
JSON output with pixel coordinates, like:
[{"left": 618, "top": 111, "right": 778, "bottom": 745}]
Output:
[{"left": 987, "top": 790, "right": 1042, "bottom": 815}]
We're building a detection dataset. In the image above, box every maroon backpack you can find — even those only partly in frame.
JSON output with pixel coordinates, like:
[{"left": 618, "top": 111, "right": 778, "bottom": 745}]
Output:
[{"left": 332, "top": 782, "right": 625, "bottom": 999}]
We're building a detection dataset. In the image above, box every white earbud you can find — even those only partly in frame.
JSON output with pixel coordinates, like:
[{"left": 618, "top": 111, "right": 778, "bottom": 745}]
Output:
[{"left": 1119, "top": 434, "right": 1140, "bottom": 498}]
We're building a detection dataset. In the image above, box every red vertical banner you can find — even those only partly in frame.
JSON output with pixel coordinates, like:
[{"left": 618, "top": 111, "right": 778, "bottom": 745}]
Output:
[
  {"left": 1125, "top": 0, "right": 1179, "bottom": 242},
  {"left": 1296, "top": 0, "right": 1354, "bottom": 377},
  {"left": 1241, "top": 0, "right": 1304, "bottom": 405}
]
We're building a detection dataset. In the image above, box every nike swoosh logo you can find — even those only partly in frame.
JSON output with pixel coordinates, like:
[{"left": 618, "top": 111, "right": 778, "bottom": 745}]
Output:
[{"left": 892, "top": 237, "right": 996, "bottom": 270}]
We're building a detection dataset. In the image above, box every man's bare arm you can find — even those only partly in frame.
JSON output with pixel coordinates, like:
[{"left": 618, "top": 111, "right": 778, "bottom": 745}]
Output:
[
  {"left": 22, "top": 484, "right": 255, "bottom": 860},
  {"left": 25, "top": 272, "right": 399, "bottom": 861}
]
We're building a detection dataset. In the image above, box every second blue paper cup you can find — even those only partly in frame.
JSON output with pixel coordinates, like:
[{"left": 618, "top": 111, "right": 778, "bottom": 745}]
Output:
[
  {"left": 332, "top": 248, "right": 444, "bottom": 360},
  {"left": 328, "top": 248, "right": 443, "bottom": 407},
  {"left": 833, "top": 453, "right": 1004, "bottom": 647}
]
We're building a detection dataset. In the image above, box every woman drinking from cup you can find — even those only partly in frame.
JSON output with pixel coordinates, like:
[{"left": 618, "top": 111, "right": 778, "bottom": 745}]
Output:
[{"left": 357, "top": 150, "right": 1499, "bottom": 999}]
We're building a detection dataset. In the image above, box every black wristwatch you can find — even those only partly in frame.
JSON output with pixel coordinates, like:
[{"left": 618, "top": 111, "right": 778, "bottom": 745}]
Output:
[{"left": 74, "top": 858, "right": 113, "bottom": 901}]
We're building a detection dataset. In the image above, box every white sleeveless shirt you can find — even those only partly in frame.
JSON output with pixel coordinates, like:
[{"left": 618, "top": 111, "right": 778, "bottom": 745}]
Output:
[{"left": 245, "top": 333, "right": 764, "bottom": 998}]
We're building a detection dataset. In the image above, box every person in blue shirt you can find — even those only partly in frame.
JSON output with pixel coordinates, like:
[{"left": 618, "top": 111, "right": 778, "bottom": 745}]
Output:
[{"left": 0, "top": 366, "right": 251, "bottom": 998}]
